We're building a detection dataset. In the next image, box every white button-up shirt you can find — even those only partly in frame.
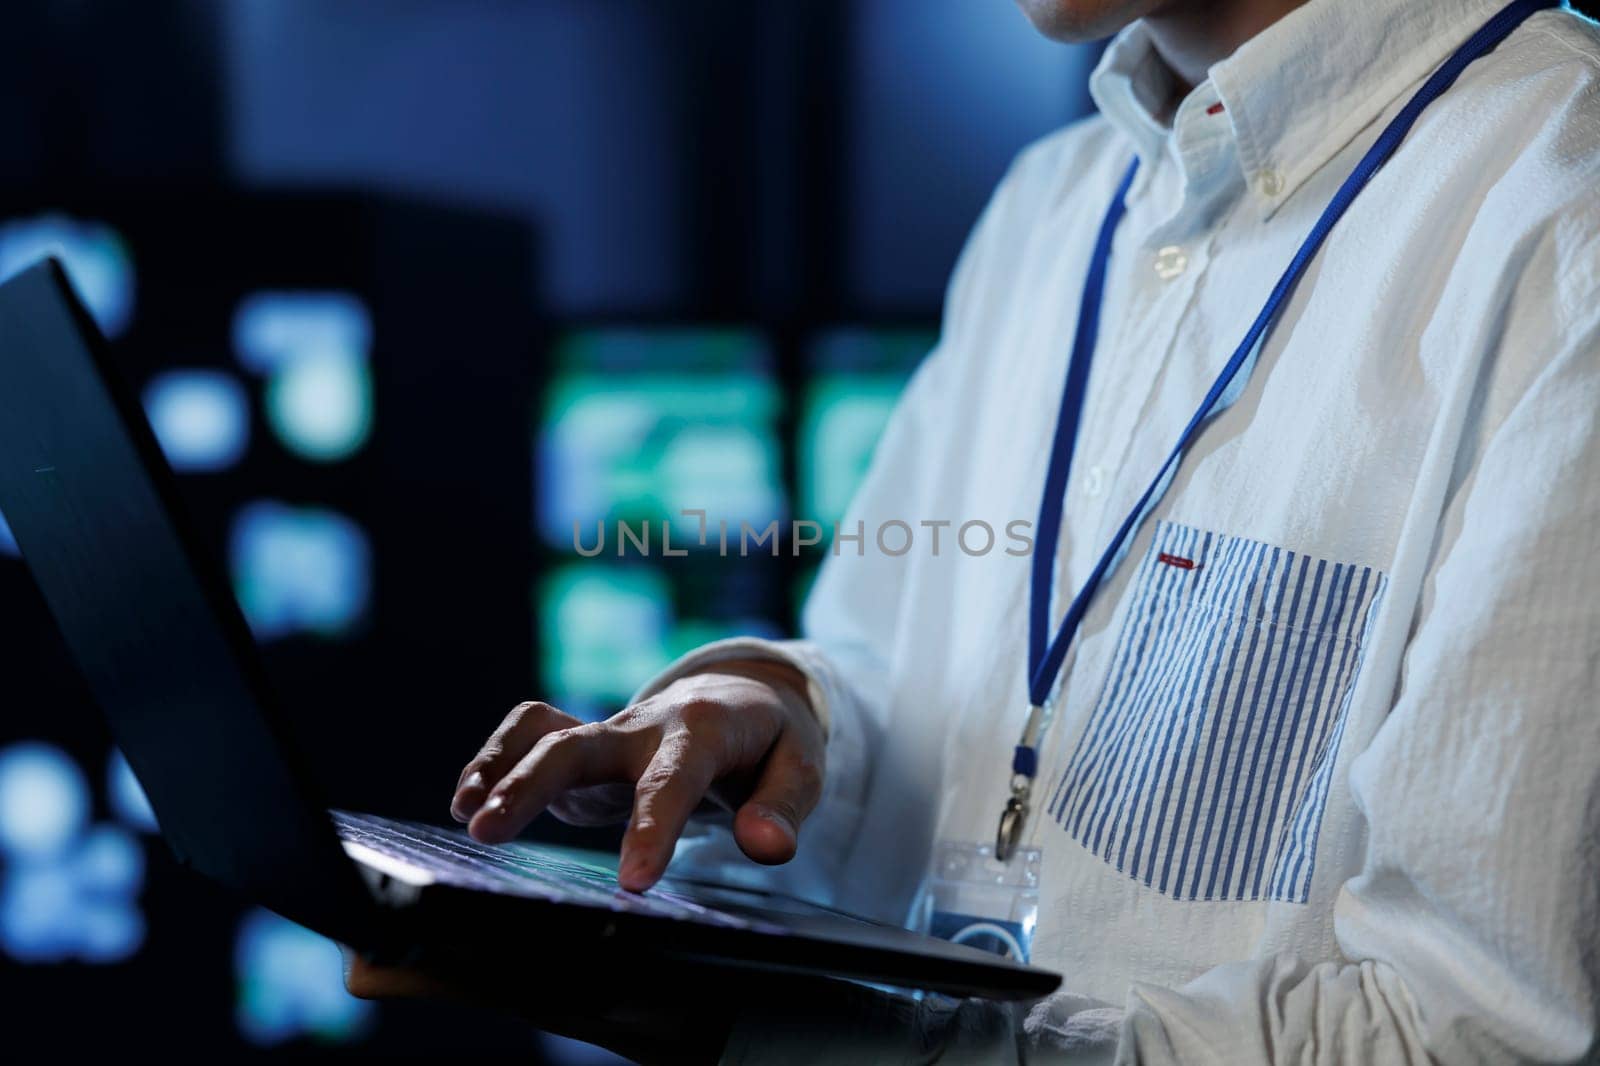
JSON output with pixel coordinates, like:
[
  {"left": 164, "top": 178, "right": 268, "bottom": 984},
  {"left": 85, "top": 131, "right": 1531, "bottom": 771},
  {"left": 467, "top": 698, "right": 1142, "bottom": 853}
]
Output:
[{"left": 640, "top": 0, "right": 1600, "bottom": 1060}]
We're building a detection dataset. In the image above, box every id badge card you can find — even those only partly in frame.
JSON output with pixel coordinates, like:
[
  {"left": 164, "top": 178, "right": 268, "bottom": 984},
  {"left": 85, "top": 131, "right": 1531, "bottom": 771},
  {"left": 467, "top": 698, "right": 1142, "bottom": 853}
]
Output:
[{"left": 916, "top": 840, "right": 1040, "bottom": 963}]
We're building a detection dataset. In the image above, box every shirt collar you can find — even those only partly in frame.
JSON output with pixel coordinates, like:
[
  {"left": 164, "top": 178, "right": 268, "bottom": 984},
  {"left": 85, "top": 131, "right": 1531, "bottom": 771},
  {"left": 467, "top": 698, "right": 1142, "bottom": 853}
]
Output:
[{"left": 1090, "top": 0, "right": 1508, "bottom": 224}]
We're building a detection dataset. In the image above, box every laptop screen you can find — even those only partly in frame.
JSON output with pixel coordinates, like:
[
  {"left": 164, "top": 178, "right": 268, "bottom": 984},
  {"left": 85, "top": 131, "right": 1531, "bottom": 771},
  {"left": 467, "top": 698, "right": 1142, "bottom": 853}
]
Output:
[{"left": 0, "top": 260, "right": 381, "bottom": 948}]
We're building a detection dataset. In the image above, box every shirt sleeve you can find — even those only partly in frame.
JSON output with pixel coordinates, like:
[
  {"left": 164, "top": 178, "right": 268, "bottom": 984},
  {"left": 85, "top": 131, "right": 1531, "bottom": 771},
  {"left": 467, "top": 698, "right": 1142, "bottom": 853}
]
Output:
[{"left": 1076, "top": 245, "right": 1600, "bottom": 1065}]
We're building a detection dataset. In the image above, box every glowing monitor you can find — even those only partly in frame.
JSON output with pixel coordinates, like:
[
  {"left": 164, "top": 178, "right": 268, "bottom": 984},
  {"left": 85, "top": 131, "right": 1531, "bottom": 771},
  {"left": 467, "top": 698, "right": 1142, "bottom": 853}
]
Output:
[
  {"left": 230, "top": 501, "right": 372, "bottom": 640},
  {"left": 233, "top": 291, "right": 371, "bottom": 374},
  {"left": 798, "top": 328, "right": 933, "bottom": 530},
  {"left": 538, "top": 563, "right": 783, "bottom": 718},
  {"left": 537, "top": 328, "right": 784, "bottom": 550},
  {"left": 0, "top": 742, "right": 88, "bottom": 860},
  {"left": 142, "top": 369, "right": 251, "bottom": 473},
  {"left": 0, "top": 827, "right": 145, "bottom": 964},
  {"left": 539, "top": 565, "right": 674, "bottom": 715},
  {"left": 234, "top": 908, "right": 375, "bottom": 1045},
  {"left": 0, "top": 214, "right": 136, "bottom": 338},
  {"left": 233, "top": 292, "right": 374, "bottom": 462},
  {"left": 0, "top": 742, "right": 145, "bottom": 964}
]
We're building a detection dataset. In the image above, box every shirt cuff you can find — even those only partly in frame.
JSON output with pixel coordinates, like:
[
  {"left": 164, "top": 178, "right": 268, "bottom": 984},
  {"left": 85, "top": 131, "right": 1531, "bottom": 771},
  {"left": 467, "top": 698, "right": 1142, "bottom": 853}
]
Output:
[{"left": 628, "top": 636, "right": 832, "bottom": 738}]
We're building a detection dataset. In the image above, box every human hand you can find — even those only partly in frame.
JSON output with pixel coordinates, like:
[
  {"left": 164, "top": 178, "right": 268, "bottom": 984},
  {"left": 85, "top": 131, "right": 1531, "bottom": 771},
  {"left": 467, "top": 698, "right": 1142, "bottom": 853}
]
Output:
[{"left": 450, "top": 660, "right": 823, "bottom": 892}]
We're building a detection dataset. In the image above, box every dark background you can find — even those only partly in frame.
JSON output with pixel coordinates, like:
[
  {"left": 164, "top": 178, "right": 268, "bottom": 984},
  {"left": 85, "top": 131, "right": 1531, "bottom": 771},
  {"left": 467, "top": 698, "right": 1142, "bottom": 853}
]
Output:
[{"left": 0, "top": 1, "right": 1097, "bottom": 1060}]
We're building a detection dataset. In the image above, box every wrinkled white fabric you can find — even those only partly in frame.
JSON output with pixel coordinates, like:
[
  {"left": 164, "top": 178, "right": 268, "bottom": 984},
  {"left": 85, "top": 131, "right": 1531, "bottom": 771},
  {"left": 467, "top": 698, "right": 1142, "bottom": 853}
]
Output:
[{"left": 639, "top": 1, "right": 1600, "bottom": 1061}]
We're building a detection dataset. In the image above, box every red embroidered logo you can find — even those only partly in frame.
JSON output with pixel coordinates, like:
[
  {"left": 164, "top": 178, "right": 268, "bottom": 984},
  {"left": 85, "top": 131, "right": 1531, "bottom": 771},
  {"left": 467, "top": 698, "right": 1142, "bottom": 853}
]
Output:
[
  {"left": 1205, "top": 102, "right": 1226, "bottom": 116},
  {"left": 1157, "top": 552, "right": 1198, "bottom": 571}
]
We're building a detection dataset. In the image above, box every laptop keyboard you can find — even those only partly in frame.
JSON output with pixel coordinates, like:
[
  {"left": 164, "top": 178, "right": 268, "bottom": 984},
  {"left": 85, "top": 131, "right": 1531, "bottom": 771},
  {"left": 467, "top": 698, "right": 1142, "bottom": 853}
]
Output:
[{"left": 332, "top": 810, "right": 758, "bottom": 928}]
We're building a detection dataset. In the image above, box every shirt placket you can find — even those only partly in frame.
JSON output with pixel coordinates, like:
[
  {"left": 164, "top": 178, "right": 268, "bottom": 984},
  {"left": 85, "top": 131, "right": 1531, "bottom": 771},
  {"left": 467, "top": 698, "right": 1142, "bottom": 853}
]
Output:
[
  {"left": 1066, "top": 219, "right": 1211, "bottom": 590},
  {"left": 1082, "top": 94, "right": 1239, "bottom": 562},
  {"left": 1032, "top": 107, "right": 1234, "bottom": 829}
]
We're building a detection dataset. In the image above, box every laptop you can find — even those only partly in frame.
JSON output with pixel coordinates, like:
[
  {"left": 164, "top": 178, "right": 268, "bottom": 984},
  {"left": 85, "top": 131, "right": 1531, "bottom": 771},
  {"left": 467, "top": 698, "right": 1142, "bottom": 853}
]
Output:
[{"left": 0, "top": 259, "right": 1061, "bottom": 1003}]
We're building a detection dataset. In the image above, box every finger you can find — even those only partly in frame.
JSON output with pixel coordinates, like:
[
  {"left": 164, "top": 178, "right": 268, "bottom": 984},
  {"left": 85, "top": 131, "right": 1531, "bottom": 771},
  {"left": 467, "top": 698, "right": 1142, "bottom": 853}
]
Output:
[
  {"left": 454, "top": 700, "right": 583, "bottom": 798},
  {"left": 732, "top": 726, "right": 824, "bottom": 866},
  {"left": 468, "top": 725, "right": 638, "bottom": 844},
  {"left": 617, "top": 734, "right": 717, "bottom": 893},
  {"left": 452, "top": 701, "right": 581, "bottom": 822}
]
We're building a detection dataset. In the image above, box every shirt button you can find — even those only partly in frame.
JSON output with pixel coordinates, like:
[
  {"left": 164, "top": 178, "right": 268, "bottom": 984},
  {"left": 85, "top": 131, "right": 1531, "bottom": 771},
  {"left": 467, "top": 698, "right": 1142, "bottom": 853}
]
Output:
[
  {"left": 1082, "top": 465, "right": 1105, "bottom": 497},
  {"left": 1153, "top": 245, "right": 1188, "bottom": 280},
  {"left": 1258, "top": 168, "right": 1284, "bottom": 197}
]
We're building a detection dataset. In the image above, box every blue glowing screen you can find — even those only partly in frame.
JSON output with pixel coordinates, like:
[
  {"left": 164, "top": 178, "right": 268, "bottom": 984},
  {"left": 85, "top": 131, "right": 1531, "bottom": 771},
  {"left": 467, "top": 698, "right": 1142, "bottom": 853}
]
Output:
[
  {"left": 0, "top": 742, "right": 88, "bottom": 861},
  {"left": 537, "top": 329, "right": 784, "bottom": 550},
  {"left": 0, "top": 742, "right": 145, "bottom": 964},
  {"left": 538, "top": 563, "right": 784, "bottom": 718},
  {"left": 234, "top": 908, "right": 375, "bottom": 1045},
  {"left": 142, "top": 369, "right": 252, "bottom": 473},
  {"left": 232, "top": 292, "right": 374, "bottom": 462},
  {"left": 229, "top": 501, "right": 372, "bottom": 640},
  {"left": 0, "top": 215, "right": 136, "bottom": 338},
  {"left": 799, "top": 328, "right": 931, "bottom": 531}
]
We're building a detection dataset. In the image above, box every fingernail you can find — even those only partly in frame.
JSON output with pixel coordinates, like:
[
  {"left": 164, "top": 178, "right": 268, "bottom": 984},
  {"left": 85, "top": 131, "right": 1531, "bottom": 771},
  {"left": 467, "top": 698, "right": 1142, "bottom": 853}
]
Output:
[
  {"left": 753, "top": 805, "right": 796, "bottom": 840},
  {"left": 482, "top": 794, "right": 505, "bottom": 814},
  {"left": 451, "top": 774, "right": 488, "bottom": 822}
]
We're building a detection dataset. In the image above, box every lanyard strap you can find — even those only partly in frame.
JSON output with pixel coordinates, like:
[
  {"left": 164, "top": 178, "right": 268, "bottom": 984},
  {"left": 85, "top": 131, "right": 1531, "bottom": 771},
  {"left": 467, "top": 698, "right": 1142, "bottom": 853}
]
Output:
[{"left": 1015, "top": 0, "right": 1556, "bottom": 787}]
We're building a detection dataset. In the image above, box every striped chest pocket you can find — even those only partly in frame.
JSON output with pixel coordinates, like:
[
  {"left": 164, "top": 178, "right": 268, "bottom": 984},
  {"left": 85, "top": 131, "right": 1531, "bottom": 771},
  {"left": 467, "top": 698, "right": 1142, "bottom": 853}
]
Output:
[{"left": 1047, "top": 522, "right": 1386, "bottom": 903}]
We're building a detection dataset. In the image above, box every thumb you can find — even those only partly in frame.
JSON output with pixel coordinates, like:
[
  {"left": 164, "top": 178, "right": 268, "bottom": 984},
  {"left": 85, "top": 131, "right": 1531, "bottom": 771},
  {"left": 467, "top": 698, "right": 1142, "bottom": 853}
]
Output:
[{"left": 732, "top": 728, "right": 823, "bottom": 865}]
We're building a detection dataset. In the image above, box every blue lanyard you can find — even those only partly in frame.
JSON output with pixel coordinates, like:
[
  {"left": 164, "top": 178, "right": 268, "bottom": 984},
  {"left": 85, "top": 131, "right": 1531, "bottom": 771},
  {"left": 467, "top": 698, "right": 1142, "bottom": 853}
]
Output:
[{"left": 998, "top": 0, "right": 1557, "bottom": 861}]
